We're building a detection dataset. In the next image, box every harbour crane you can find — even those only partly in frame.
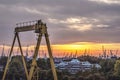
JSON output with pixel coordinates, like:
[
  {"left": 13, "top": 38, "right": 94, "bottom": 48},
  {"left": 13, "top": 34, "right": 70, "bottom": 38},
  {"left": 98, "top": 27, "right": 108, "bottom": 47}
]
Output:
[{"left": 2, "top": 20, "right": 58, "bottom": 80}]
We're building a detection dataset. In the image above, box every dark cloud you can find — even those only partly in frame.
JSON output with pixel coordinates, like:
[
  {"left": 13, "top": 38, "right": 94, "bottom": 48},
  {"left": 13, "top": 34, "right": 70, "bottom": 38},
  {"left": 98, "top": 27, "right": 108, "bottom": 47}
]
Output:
[{"left": 0, "top": 0, "right": 120, "bottom": 45}]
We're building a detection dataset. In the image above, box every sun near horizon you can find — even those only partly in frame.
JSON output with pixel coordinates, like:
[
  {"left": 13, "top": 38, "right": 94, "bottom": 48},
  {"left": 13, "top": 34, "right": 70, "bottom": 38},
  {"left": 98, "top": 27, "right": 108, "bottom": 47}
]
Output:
[{"left": 0, "top": 42, "right": 120, "bottom": 57}]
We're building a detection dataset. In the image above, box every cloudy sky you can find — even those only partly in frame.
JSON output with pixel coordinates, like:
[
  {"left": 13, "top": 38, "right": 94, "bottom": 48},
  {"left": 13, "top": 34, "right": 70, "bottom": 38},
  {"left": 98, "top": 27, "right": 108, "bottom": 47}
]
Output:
[{"left": 0, "top": 0, "right": 120, "bottom": 46}]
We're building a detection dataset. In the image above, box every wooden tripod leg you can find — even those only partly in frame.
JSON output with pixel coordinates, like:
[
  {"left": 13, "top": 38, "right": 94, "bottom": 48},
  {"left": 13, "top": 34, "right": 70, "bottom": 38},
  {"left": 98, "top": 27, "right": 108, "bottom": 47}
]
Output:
[
  {"left": 16, "top": 32, "right": 29, "bottom": 80},
  {"left": 2, "top": 33, "right": 17, "bottom": 80},
  {"left": 28, "top": 33, "right": 42, "bottom": 80},
  {"left": 45, "top": 33, "right": 58, "bottom": 80}
]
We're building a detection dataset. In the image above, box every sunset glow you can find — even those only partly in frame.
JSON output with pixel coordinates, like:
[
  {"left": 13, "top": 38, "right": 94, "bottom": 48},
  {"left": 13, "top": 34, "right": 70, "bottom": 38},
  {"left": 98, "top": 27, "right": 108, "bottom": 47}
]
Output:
[{"left": 0, "top": 42, "right": 120, "bottom": 57}]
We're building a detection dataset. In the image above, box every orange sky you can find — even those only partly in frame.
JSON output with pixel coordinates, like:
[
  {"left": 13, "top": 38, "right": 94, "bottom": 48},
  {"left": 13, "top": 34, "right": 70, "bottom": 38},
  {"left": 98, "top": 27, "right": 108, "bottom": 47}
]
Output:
[{"left": 0, "top": 42, "right": 120, "bottom": 57}]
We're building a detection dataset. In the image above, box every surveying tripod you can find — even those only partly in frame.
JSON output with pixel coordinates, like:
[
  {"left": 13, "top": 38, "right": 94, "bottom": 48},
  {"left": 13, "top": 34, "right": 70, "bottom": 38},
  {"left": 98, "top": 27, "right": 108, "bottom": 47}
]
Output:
[{"left": 2, "top": 20, "right": 58, "bottom": 80}]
